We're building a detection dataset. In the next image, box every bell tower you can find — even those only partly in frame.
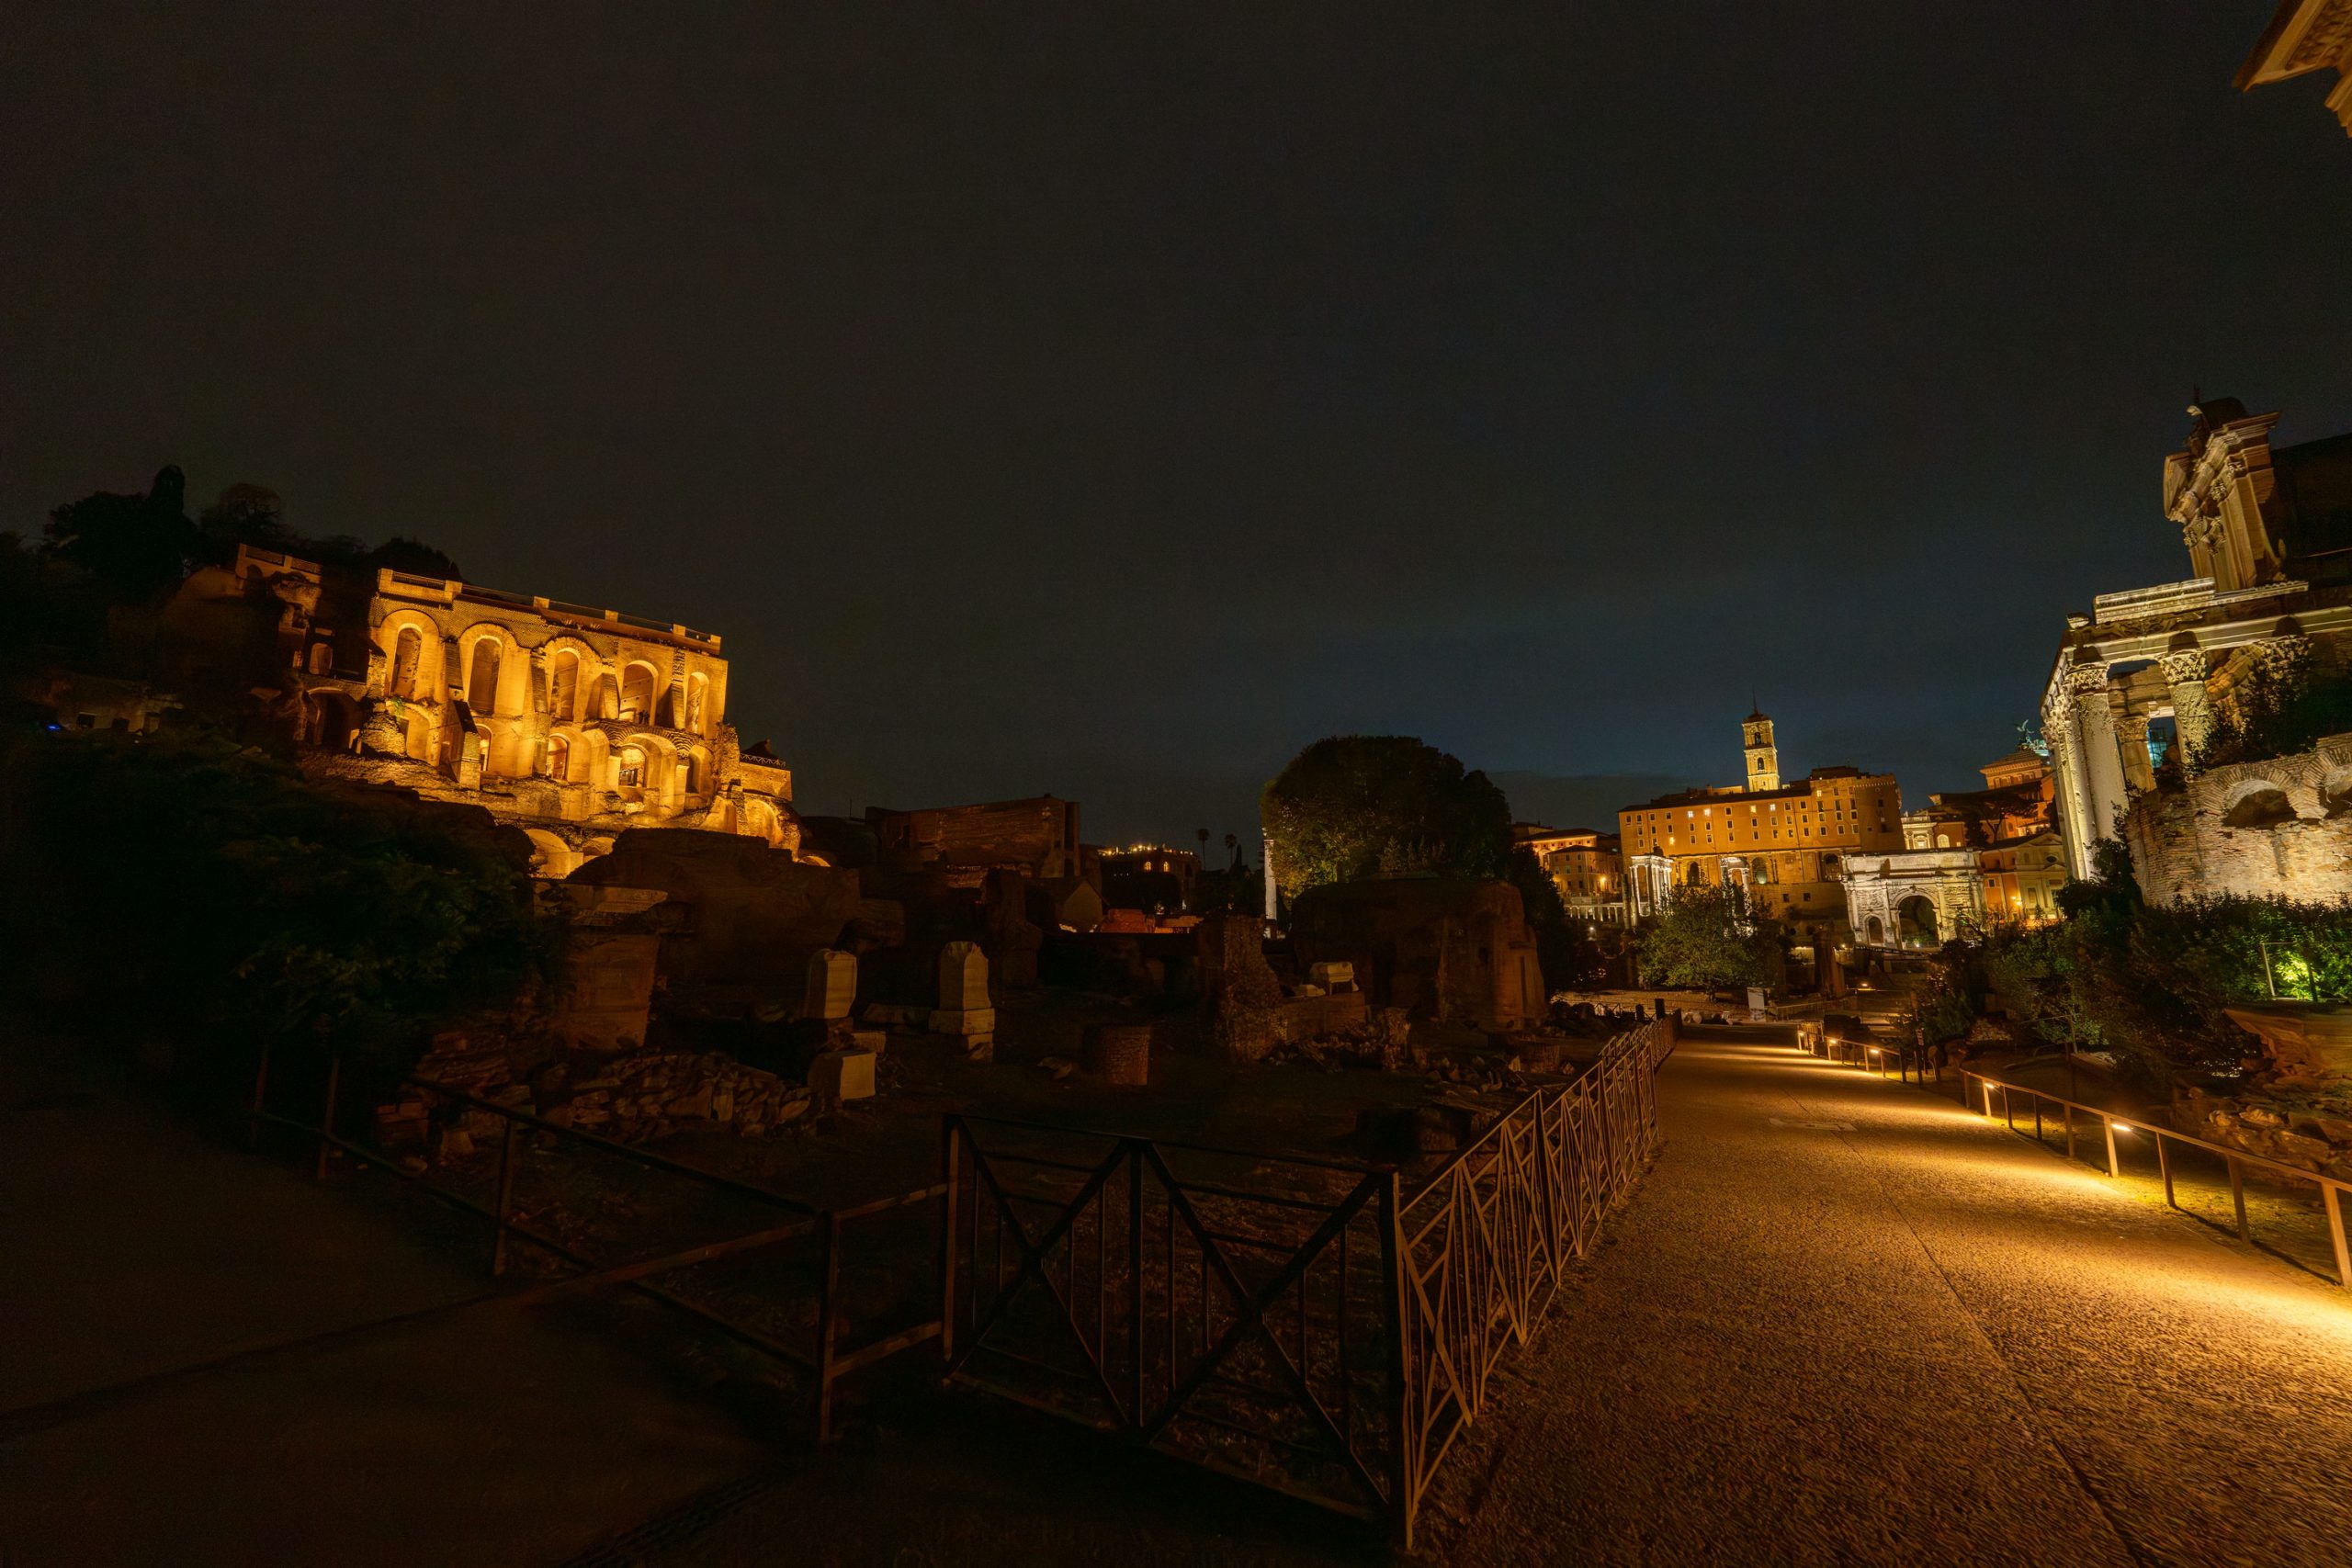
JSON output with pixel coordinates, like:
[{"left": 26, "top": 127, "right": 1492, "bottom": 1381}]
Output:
[{"left": 1742, "top": 708, "right": 1780, "bottom": 792}]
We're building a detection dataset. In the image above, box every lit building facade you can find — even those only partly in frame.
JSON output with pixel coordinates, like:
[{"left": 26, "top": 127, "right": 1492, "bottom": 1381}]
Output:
[
  {"left": 1514, "top": 825, "right": 1626, "bottom": 927},
  {"left": 191, "top": 545, "right": 798, "bottom": 875},
  {"left": 1620, "top": 713, "right": 1903, "bottom": 936}
]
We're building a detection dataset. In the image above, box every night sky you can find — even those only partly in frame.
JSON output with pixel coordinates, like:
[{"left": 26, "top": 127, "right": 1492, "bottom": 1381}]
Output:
[{"left": 6, "top": 6, "right": 2348, "bottom": 848}]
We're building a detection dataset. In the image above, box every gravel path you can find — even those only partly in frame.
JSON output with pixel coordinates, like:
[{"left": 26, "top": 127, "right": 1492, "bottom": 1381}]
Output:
[{"left": 1431, "top": 1025, "right": 2352, "bottom": 1567}]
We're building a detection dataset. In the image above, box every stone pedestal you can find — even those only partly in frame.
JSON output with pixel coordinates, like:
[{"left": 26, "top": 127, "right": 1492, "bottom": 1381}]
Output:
[
  {"left": 939, "top": 941, "right": 990, "bottom": 1010},
  {"left": 804, "top": 948, "right": 856, "bottom": 1021},
  {"left": 810, "top": 1048, "right": 876, "bottom": 1101}
]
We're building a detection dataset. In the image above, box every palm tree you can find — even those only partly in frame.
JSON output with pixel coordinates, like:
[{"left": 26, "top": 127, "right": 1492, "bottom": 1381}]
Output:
[{"left": 1224, "top": 832, "right": 1239, "bottom": 871}]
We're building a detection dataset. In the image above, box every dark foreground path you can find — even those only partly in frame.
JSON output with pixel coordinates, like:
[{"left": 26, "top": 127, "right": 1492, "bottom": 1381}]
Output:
[{"left": 1432, "top": 1026, "right": 2352, "bottom": 1568}]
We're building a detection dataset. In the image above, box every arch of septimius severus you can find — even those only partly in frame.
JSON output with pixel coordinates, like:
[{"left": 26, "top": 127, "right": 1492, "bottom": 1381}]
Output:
[{"left": 2044, "top": 398, "right": 2352, "bottom": 887}]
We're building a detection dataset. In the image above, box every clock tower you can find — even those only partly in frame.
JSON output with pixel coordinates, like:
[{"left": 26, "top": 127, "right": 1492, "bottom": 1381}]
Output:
[{"left": 1742, "top": 709, "right": 1780, "bottom": 792}]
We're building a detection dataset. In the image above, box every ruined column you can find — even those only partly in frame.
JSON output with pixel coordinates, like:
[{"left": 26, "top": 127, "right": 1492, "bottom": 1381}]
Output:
[
  {"left": 2119, "top": 714, "right": 2154, "bottom": 795},
  {"left": 2046, "top": 688, "right": 2092, "bottom": 878},
  {"left": 2160, "top": 648, "right": 2213, "bottom": 764},
  {"left": 2071, "top": 662, "right": 2128, "bottom": 847}
]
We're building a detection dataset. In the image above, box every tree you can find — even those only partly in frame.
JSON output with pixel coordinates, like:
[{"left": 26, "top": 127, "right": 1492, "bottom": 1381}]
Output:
[
  {"left": 43, "top": 467, "right": 199, "bottom": 602},
  {"left": 1261, "top": 736, "right": 1511, "bottom": 899},
  {"left": 0, "top": 727, "right": 560, "bottom": 1077},
  {"left": 1634, "top": 884, "right": 1777, "bottom": 992}
]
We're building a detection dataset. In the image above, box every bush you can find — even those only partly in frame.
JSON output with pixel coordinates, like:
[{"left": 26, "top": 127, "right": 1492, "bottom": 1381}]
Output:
[
  {"left": 1974, "top": 841, "right": 2352, "bottom": 1088},
  {"left": 0, "top": 728, "right": 560, "bottom": 1077},
  {"left": 2188, "top": 652, "right": 2352, "bottom": 775}
]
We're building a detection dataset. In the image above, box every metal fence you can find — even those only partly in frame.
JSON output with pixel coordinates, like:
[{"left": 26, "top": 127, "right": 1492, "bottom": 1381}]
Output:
[
  {"left": 939, "top": 1019, "right": 1675, "bottom": 1546},
  {"left": 246, "top": 1046, "right": 944, "bottom": 1438},
  {"left": 1961, "top": 1067, "right": 2352, "bottom": 1291}
]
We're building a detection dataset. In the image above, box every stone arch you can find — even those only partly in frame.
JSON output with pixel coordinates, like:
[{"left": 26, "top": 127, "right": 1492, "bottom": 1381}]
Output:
[
  {"left": 1865, "top": 914, "right": 1885, "bottom": 946},
  {"left": 548, "top": 648, "right": 583, "bottom": 723},
  {"left": 2222, "top": 784, "right": 2297, "bottom": 830},
  {"left": 306, "top": 691, "right": 359, "bottom": 750},
  {"left": 1896, "top": 896, "right": 1939, "bottom": 946},
  {"left": 572, "top": 728, "right": 610, "bottom": 787},
  {"left": 2321, "top": 767, "right": 2352, "bottom": 818},
  {"left": 684, "top": 671, "right": 710, "bottom": 734},
  {"left": 377, "top": 610, "right": 444, "bottom": 701},
  {"left": 522, "top": 829, "right": 581, "bottom": 879},
  {"left": 545, "top": 732, "right": 571, "bottom": 781},
  {"left": 619, "top": 660, "right": 660, "bottom": 723},
  {"left": 615, "top": 732, "right": 677, "bottom": 802},
  {"left": 456, "top": 623, "right": 527, "bottom": 717},
  {"left": 537, "top": 634, "right": 602, "bottom": 722},
  {"left": 682, "top": 743, "right": 712, "bottom": 797}
]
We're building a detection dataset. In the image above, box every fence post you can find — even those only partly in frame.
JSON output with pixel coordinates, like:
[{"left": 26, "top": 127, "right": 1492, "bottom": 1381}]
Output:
[
  {"left": 249, "top": 1040, "right": 273, "bottom": 1150},
  {"left": 2326, "top": 1184, "right": 2352, "bottom": 1290},
  {"left": 1379, "top": 1172, "right": 1413, "bottom": 1551},
  {"left": 313, "top": 1055, "right": 341, "bottom": 1183},
  {"left": 938, "top": 1119, "right": 961, "bottom": 1367},
  {"left": 492, "top": 1115, "right": 521, "bottom": 1277},
  {"left": 2229, "top": 1156, "right": 2251, "bottom": 1243},
  {"left": 1128, "top": 1143, "right": 1145, "bottom": 1425},
  {"left": 2158, "top": 1134, "right": 2176, "bottom": 1209},
  {"left": 816, "top": 1209, "right": 842, "bottom": 1440},
  {"left": 2103, "top": 1117, "right": 2120, "bottom": 1179}
]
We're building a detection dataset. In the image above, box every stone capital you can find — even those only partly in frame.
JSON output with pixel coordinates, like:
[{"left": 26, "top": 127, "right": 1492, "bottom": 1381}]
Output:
[
  {"left": 2159, "top": 649, "right": 2207, "bottom": 684},
  {"left": 2066, "top": 662, "right": 2112, "bottom": 697}
]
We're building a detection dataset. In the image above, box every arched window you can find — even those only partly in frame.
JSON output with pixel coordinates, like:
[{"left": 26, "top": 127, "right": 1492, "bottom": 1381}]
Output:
[
  {"left": 617, "top": 745, "right": 647, "bottom": 790},
  {"left": 620, "top": 663, "right": 656, "bottom": 722},
  {"left": 467, "top": 639, "right": 501, "bottom": 713},
  {"left": 680, "top": 752, "right": 700, "bottom": 795},
  {"left": 391, "top": 627, "right": 423, "bottom": 698},
  {"left": 546, "top": 734, "right": 571, "bottom": 781},
  {"left": 685, "top": 673, "right": 708, "bottom": 733},
  {"left": 549, "top": 650, "right": 581, "bottom": 721},
  {"left": 308, "top": 642, "right": 334, "bottom": 675}
]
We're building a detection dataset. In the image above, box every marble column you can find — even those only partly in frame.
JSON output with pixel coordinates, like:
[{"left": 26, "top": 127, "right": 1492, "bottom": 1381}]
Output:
[
  {"left": 2047, "top": 687, "right": 2094, "bottom": 878},
  {"left": 2160, "top": 648, "right": 2213, "bottom": 763},
  {"left": 2072, "top": 662, "right": 2128, "bottom": 845},
  {"left": 2120, "top": 714, "right": 2155, "bottom": 794}
]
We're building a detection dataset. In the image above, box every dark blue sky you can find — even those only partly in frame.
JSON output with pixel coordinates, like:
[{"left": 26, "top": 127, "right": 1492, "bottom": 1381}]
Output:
[{"left": 6, "top": 5, "right": 2348, "bottom": 846}]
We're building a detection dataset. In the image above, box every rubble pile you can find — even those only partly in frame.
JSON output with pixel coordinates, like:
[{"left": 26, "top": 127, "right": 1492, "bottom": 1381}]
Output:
[{"left": 379, "top": 1033, "right": 817, "bottom": 1161}]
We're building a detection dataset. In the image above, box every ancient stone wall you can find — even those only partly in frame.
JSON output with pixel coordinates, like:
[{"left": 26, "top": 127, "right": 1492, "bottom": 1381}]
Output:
[
  {"left": 869, "top": 796, "right": 1080, "bottom": 881},
  {"left": 2123, "top": 732, "right": 2352, "bottom": 902}
]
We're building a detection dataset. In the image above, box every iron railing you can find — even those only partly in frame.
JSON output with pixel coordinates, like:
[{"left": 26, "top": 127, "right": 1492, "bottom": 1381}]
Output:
[
  {"left": 246, "top": 1046, "right": 943, "bottom": 1437},
  {"left": 1960, "top": 1067, "right": 2352, "bottom": 1291},
  {"left": 1393, "top": 1019, "right": 1671, "bottom": 1531},
  {"left": 940, "top": 1019, "right": 1676, "bottom": 1546}
]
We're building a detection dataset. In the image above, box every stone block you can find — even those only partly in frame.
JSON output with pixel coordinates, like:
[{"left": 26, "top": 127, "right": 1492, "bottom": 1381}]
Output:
[
  {"left": 1086, "top": 1022, "right": 1152, "bottom": 1086},
  {"left": 851, "top": 1029, "right": 888, "bottom": 1055},
  {"left": 1307, "top": 961, "right": 1358, "bottom": 993},
  {"left": 809, "top": 1049, "right": 876, "bottom": 1101},
  {"left": 932, "top": 1005, "right": 997, "bottom": 1037},
  {"left": 804, "top": 948, "right": 857, "bottom": 1021},
  {"left": 939, "top": 941, "right": 991, "bottom": 1011}
]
